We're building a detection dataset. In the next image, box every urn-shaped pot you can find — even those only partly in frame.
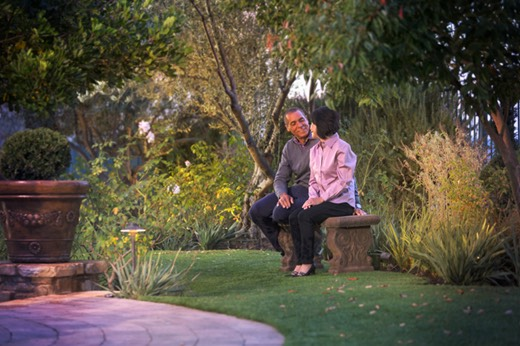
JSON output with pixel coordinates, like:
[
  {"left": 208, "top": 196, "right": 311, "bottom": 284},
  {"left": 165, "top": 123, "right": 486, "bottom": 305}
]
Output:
[{"left": 0, "top": 180, "right": 89, "bottom": 263}]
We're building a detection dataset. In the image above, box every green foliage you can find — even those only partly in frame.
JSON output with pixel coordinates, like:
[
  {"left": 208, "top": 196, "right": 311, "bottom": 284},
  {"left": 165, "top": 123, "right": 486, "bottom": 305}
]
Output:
[
  {"left": 480, "top": 152, "right": 519, "bottom": 223},
  {"left": 171, "top": 140, "right": 251, "bottom": 228},
  {"left": 0, "top": 234, "right": 7, "bottom": 261},
  {"left": 1, "top": 0, "right": 187, "bottom": 114},
  {"left": 105, "top": 251, "right": 196, "bottom": 299},
  {"left": 254, "top": 0, "right": 520, "bottom": 116},
  {"left": 502, "top": 231, "right": 520, "bottom": 286},
  {"left": 342, "top": 84, "right": 456, "bottom": 215},
  {"left": 73, "top": 134, "right": 251, "bottom": 260},
  {"left": 0, "top": 128, "right": 71, "bottom": 180},
  {"left": 381, "top": 208, "right": 430, "bottom": 272},
  {"left": 193, "top": 219, "right": 240, "bottom": 250},
  {"left": 411, "top": 219, "right": 507, "bottom": 285},
  {"left": 402, "top": 128, "right": 489, "bottom": 225}
]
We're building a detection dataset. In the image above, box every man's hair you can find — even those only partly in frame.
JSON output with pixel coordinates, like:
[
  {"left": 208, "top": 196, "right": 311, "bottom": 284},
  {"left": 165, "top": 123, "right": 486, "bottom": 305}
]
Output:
[
  {"left": 283, "top": 107, "right": 306, "bottom": 126},
  {"left": 310, "top": 106, "right": 340, "bottom": 139}
]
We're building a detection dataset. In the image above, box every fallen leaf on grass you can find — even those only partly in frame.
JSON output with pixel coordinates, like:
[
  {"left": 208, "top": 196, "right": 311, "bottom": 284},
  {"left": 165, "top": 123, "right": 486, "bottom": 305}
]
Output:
[
  {"left": 358, "top": 303, "right": 365, "bottom": 308},
  {"left": 399, "top": 322, "right": 406, "bottom": 327},
  {"left": 288, "top": 289, "right": 297, "bottom": 293},
  {"left": 347, "top": 277, "right": 358, "bottom": 281},
  {"left": 369, "top": 310, "right": 377, "bottom": 315},
  {"left": 463, "top": 306, "right": 472, "bottom": 314},
  {"left": 400, "top": 293, "right": 408, "bottom": 298},
  {"left": 325, "top": 306, "right": 337, "bottom": 313},
  {"left": 365, "top": 285, "right": 373, "bottom": 289},
  {"left": 279, "top": 304, "right": 286, "bottom": 309},
  {"left": 505, "top": 309, "right": 513, "bottom": 315}
]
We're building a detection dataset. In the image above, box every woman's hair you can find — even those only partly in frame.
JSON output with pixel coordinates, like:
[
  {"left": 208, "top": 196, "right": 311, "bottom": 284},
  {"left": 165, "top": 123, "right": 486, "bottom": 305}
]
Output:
[{"left": 310, "top": 106, "right": 340, "bottom": 139}]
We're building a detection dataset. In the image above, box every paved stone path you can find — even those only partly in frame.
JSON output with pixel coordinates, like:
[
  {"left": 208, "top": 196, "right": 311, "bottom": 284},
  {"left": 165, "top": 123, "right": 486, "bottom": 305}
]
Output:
[{"left": 0, "top": 291, "right": 284, "bottom": 345}]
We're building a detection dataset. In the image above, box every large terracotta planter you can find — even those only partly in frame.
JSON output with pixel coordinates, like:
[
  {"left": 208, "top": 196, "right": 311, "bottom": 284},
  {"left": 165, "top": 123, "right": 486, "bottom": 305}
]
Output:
[{"left": 0, "top": 180, "right": 89, "bottom": 263}]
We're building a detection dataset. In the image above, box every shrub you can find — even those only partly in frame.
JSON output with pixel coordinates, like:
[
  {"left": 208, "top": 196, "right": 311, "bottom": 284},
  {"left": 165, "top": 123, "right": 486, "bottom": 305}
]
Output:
[
  {"left": 193, "top": 219, "right": 240, "bottom": 250},
  {"left": 104, "top": 251, "right": 196, "bottom": 299},
  {"left": 381, "top": 207, "right": 430, "bottom": 272},
  {"left": 411, "top": 219, "right": 506, "bottom": 285},
  {"left": 479, "top": 151, "right": 520, "bottom": 225},
  {"left": 73, "top": 135, "right": 251, "bottom": 260},
  {"left": 402, "top": 128, "right": 489, "bottom": 226},
  {"left": 342, "top": 84, "right": 456, "bottom": 215},
  {"left": 0, "top": 127, "right": 71, "bottom": 180},
  {"left": 502, "top": 231, "right": 520, "bottom": 286}
]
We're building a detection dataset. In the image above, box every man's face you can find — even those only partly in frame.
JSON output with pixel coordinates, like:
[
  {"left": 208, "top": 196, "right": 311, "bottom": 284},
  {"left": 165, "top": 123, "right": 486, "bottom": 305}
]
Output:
[{"left": 285, "top": 111, "right": 310, "bottom": 140}]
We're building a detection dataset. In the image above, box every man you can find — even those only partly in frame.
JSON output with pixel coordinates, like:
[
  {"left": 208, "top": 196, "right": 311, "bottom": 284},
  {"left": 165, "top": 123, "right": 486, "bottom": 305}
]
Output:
[{"left": 249, "top": 108, "right": 365, "bottom": 255}]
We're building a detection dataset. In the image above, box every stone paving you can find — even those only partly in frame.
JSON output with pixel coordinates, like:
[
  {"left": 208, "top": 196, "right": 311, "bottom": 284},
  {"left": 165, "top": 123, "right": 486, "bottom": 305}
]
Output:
[{"left": 0, "top": 291, "right": 284, "bottom": 345}]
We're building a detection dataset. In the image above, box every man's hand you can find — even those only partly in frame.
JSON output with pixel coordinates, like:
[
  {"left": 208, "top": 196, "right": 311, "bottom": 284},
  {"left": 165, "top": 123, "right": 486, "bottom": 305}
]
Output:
[
  {"left": 278, "top": 193, "right": 294, "bottom": 209},
  {"left": 354, "top": 208, "right": 367, "bottom": 216}
]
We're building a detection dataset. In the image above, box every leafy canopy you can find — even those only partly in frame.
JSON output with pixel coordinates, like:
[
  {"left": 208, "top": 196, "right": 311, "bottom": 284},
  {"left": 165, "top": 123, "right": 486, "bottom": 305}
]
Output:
[
  {"left": 0, "top": 0, "right": 187, "bottom": 114},
  {"left": 253, "top": 0, "right": 520, "bottom": 113}
]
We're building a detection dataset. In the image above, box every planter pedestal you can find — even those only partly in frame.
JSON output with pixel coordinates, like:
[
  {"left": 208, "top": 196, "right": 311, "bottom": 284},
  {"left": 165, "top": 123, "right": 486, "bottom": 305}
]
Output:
[{"left": 0, "top": 260, "right": 107, "bottom": 302}]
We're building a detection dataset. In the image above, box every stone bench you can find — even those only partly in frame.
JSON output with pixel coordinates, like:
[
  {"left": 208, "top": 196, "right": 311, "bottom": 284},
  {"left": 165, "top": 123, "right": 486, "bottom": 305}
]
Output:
[
  {"left": 323, "top": 214, "right": 381, "bottom": 273},
  {"left": 278, "top": 214, "right": 380, "bottom": 273}
]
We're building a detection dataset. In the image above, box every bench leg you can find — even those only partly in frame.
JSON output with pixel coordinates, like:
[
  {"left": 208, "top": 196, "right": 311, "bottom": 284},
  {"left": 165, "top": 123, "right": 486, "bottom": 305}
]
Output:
[
  {"left": 278, "top": 227, "right": 296, "bottom": 272},
  {"left": 326, "top": 226, "right": 374, "bottom": 274},
  {"left": 278, "top": 226, "right": 323, "bottom": 272}
]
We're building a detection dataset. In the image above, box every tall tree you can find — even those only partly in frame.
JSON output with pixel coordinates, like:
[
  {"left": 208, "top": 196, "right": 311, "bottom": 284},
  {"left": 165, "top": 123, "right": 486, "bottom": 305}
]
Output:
[
  {"left": 254, "top": 0, "right": 520, "bottom": 218},
  {"left": 0, "top": 0, "right": 187, "bottom": 115},
  {"left": 185, "top": 0, "right": 298, "bottom": 231}
]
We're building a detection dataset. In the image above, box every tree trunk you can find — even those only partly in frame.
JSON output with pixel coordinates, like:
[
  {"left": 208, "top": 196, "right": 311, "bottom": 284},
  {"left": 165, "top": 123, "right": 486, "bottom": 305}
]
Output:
[
  {"left": 481, "top": 108, "right": 520, "bottom": 225},
  {"left": 190, "top": 0, "right": 300, "bottom": 235}
]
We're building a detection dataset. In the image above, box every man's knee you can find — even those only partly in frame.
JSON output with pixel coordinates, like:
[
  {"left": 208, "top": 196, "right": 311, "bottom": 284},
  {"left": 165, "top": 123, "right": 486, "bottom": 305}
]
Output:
[{"left": 272, "top": 206, "right": 290, "bottom": 224}]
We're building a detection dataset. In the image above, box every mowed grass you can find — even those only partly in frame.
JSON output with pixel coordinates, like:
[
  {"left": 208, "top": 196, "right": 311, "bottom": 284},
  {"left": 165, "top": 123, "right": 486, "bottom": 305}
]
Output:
[{"left": 143, "top": 250, "right": 520, "bottom": 345}]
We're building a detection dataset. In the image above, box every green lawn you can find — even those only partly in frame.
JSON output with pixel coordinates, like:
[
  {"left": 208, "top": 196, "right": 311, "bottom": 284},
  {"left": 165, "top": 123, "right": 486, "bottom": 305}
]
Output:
[{"left": 143, "top": 250, "right": 520, "bottom": 346}]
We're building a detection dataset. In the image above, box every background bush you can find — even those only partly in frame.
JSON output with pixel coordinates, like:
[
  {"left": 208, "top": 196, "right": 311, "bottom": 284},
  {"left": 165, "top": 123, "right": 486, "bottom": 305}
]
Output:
[
  {"left": 73, "top": 134, "right": 252, "bottom": 261},
  {"left": 0, "top": 127, "right": 71, "bottom": 180}
]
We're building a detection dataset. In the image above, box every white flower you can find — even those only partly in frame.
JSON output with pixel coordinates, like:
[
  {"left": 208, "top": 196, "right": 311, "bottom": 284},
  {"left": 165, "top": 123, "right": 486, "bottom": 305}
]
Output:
[
  {"left": 185, "top": 160, "right": 191, "bottom": 167},
  {"left": 146, "top": 131, "right": 155, "bottom": 144},
  {"left": 138, "top": 120, "right": 151, "bottom": 135},
  {"left": 167, "top": 184, "right": 181, "bottom": 194}
]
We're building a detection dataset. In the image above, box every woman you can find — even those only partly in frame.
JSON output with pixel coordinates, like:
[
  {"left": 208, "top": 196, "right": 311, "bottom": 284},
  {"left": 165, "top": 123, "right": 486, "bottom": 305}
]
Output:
[{"left": 288, "top": 106, "right": 357, "bottom": 277}]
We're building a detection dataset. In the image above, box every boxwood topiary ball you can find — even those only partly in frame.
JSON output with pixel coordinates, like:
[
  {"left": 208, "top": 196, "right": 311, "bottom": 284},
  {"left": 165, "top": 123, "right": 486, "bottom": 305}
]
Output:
[{"left": 0, "top": 128, "right": 72, "bottom": 180}]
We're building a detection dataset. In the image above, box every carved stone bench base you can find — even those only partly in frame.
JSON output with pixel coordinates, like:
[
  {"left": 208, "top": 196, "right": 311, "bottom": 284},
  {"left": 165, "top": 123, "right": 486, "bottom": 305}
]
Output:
[{"left": 323, "top": 215, "right": 381, "bottom": 274}]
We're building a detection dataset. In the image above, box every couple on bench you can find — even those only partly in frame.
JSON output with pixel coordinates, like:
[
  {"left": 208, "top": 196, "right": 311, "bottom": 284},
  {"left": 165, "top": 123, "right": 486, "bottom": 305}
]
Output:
[{"left": 249, "top": 107, "right": 367, "bottom": 277}]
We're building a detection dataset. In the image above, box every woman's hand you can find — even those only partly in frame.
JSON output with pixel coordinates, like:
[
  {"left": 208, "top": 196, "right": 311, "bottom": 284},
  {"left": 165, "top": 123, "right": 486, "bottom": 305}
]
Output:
[
  {"left": 354, "top": 208, "right": 367, "bottom": 216},
  {"left": 303, "top": 197, "right": 324, "bottom": 209}
]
